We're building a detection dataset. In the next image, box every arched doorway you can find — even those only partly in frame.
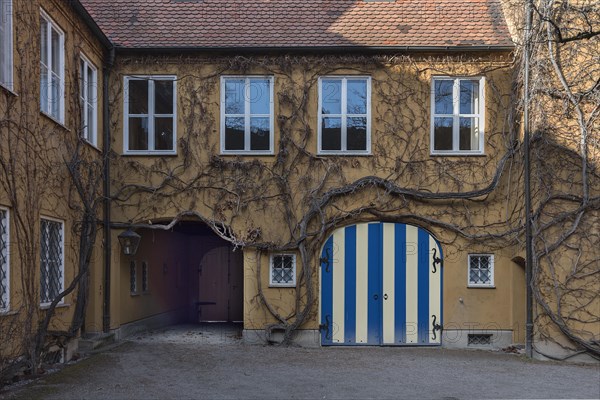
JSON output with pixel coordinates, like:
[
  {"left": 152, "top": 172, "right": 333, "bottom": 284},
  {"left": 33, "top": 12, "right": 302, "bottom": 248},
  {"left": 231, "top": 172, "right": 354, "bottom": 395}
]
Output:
[{"left": 320, "top": 222, "right": 443, "bottom": 346}]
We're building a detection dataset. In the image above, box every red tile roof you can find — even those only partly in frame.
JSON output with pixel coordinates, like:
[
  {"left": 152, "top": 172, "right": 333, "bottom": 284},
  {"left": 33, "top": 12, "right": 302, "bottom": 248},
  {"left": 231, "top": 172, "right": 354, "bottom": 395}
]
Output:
[{"left": 79, "top": 0, "right": 513, "bottom": 50}]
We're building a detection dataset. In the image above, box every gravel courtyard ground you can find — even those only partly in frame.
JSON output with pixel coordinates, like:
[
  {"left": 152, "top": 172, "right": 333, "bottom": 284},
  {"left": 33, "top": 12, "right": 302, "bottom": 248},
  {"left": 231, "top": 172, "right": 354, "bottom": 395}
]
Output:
[{"left": 3, "top": 324, "right": 599, "bottom": 400}]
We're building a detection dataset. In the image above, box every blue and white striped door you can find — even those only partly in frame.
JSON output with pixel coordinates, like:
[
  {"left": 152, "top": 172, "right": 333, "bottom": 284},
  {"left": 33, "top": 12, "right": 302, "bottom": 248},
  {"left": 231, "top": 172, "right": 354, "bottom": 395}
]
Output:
[{"left": 320, "top": 222, "right": 443, "bottom": 346}]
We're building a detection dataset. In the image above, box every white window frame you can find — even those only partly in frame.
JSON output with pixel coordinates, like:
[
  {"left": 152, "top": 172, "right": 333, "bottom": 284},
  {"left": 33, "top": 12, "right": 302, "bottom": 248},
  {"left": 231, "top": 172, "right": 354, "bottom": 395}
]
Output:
[
  {"left": 130, "top": 260, "right": 137, "bottom": 295},
  {"left": 430, "top": 76, "right": 485, "bottom": 156},
  {"left": 40, "top": 10, "right": 65, "bottom": 123},
  {"left": 0, "top": 207, "right": 10, "bottom": 312},
  {"left": 467, "top": 254, "right": 495, "bottom": 288},
  {"left": 40, "top": 216, "right": 65, "bottom": 306},
  {"left": 80, "top": 54, "right": 98, "bottom": 146},
  {"left": 141, "top": 261, "right": 149, "bottom": 293},
  {"left": 269, "top": 253, "right": 297, "bottom": 288},
  {"left": 0, "top": 0, "right": 14, "bottom": 91},
  {"left": 123, "top": 75, "right": 177, "bottom": 155},
  {"left": 318, "top": 76, "right": 371, "bottom": 155},
  {"left": 220, "top": 76, "right": 275, "bottom": 155}
]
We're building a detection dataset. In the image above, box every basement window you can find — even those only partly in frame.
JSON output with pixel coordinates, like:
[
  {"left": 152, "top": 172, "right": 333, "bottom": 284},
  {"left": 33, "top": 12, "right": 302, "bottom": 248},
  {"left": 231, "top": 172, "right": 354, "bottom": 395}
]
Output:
[
  {"left": 468, "top": 254, "right": 494, "bottom": 287},
  {"left": 468, "top": 334, "right": 492, "bottom": 346},
  {"left": 124, "top": 76, "right": 177, "bottom": 154},
  {"left": 0, "top": 208, "right": 9, "bottom": 311},
  {"left": 270, "top": 254, "right": 296, "bottom": 287}
]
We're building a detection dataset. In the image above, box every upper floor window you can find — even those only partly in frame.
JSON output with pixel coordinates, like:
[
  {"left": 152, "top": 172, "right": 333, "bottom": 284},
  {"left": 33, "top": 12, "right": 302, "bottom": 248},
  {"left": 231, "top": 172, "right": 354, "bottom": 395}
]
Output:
[
  {"left": 0, "top": 207, "right": 9, "bottom": 311},
  {"left": 80, "top": 55, "right": 98, "bottom": 146},
  {"left": 40, "top": 217, "right": 64, "bottom": 305},
  {"left": 124, "top": 76, "right": 177, "bottom": 154},
  {"left": 431, "top": 77, "right": 484, "bottom": 155},
  {"left": 468, "top": 254, "right": 494, "bottom": 288},
  {"left": 318, "top": 77, "right": 371, "bottom": 155},
  {"left": 0, "top": 0, "right": 13, "bottom": 90},
  {"left": 40, "top": 11, "right": 65, "bottom": 123},
  {"left": 220, "top": 76, "right": 274, "bottom": 154}
]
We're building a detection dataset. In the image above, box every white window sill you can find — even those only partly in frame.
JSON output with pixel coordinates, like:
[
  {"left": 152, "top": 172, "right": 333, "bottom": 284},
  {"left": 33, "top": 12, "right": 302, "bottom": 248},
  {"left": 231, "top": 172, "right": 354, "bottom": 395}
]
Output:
[
  {"left": 130, "top": 293, "right": 140, "bottom": 297},
  {"left": 83, "top": 139, "right": 101, "bottom": 153},
  {"left": 467, "top": 285, "right": 495, "bottom": 289},
  {"left": 0, "top": 309, "right": 18, "bottom": 316},
  {"left": 40, "top": 302, "right": 69, "bottom": 310},
  {"left": 269, "top": 283, "right": 296, "bottom": 288},
  {"left": 430, "top": 151, "right": 486, "bottom": 157},
  {"left": 317, "top": 151, "right": 372, "bottom": 156},
  {"left": 220, "top": 151, "right": 275, "bottom": 156},
  {"left": 40, "top": 111, "right": 68, "bottom": 130},
  {"left": 123, "top": 151, "right": 177, "bottom": 156},
  {"left": 0, "top": 83, "right": 17, "bottom": 97}
]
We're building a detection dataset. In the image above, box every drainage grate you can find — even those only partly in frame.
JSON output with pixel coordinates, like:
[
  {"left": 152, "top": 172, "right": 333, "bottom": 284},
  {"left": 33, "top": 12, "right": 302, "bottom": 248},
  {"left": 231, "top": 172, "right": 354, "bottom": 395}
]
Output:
[{"left": 468, "top": 334, "right": 492, "bottom": 346}]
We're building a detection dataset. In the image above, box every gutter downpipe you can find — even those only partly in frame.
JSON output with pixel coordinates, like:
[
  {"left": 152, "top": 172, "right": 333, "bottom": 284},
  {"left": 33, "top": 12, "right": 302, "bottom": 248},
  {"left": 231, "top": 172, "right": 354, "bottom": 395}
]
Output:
[
  {"left": 102, "top": 47, "right": 116, "bottom": 333},
  {"left": 524, "top": 0, "right": 534, "bottom": 358}
]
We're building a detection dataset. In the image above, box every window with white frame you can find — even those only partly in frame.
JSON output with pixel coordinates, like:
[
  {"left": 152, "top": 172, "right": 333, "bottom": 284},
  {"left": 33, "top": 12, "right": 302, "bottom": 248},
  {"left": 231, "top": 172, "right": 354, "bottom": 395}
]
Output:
[
  {"left": 40, "top": 11, "right": 65, "bottom": 122},
  {"left": 431, "top": 77, "right": 484, "bottom": 154},
  {"left": 270, "top": 254, "right": 296, "bottom": 287},
  {"left": 0, "top": 0, "right": 13, "bottom": 90},
  {"left": 468, "top": 254, "right": 494, "bottom": 287},
  {"left": 80, "top": 55, "right": 98, "bottom": 146},
  {"left": 319, "top": 76, "right": 370, "bottom": 154},
  {"left": 130, "top": 261, "right": 137, "bottom": 294},
  {"left": 141, "top": 261, "right": 148, "bottom": 292},
  {"left": 124, "top": 76, "right": 177, "bottom": 154},
  {"left": 221, "top": 76, "right": 274, "bottom": 154},
  {"left": 40, "top": 218, "right": 64, "bottom": 304},
  {"left": 0, "top": 208, "right": 9, "bottom": 311}
]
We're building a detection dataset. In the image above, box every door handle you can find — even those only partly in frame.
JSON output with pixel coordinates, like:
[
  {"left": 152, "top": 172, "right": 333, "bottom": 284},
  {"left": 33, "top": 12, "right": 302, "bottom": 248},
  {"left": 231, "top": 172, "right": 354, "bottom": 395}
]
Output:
[
  {"left": 373, "top": 294, "right": 379, "bottom": 300},
  {"left": 384, "top": 294, "right": 388, "bottom": 300}
]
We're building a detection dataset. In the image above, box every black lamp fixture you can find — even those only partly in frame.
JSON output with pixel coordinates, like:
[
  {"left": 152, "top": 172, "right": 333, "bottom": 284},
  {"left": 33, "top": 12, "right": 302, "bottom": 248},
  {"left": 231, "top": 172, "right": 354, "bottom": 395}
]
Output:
[{"left": 118, "top": 229, "right": 141, "bottom": 256}]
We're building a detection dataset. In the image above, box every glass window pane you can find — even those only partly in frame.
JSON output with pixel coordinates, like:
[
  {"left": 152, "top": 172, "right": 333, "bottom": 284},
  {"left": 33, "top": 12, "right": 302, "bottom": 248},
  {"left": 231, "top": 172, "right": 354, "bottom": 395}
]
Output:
[
  {"left": 155, "top": 80, "right": 174, "bottom": 114},
  {"left": 321, "top": 117, "right": 342, "bottom": 151},
  {"left": 249, "top": 79, "right": 270, "bottom": 115},
  {"left": 87, "top": 66, "right": 95, "bottom": 104},
  {"left": 347, "top": 80, "right": 367, "bottom": 115},
  {"left": 225, "top": 117, "right": 245, "bottom": 150},
  {"left": 434, "top": 117, "right": 453, "bottom": 151},
  {"left": 51, "top": 28, "right": 60, "bottom": 73},
  {"left": 128, "top": 117, "right": 149, "bottom": 150},
  {"left": 79, "top": 60, "right": 85, "bottom": 99},
  {"left": 155, "top": 117, "right": 174, "bottom": 151},
  {"left": 460, "top": 80, "right": 480, "bottom": 114},
  {"left": 87, "top": 106, "right": 95, "bottom": 141},
  {"left": 40, "top": 18, "right": 48, "bottom": 65},
  {"left": 40, "top": 65, "right": 48, "bottom": 112},
  {"left": 250, "top": 117, "right": 270, "bottom": 151},
  {"left": 434, "top": 80, "right": 454, "bottom": 114},
  {"left": 459, "top": 117, "right": 480, "bottom": 151},
  {"left": 321, "top": 79, "right": 342, "bottom": 115},
  {"left": 128, "top": 79, "right": 148, "bottom": 114},
  {"left": 347, "top": 117, "right": 367, "bottom": 151},
  {"left": 50, "top": 73, "right": 60, "bottom": 118},
  {"left": 224, "top": 79, "right": 245, "bottom": 114}
]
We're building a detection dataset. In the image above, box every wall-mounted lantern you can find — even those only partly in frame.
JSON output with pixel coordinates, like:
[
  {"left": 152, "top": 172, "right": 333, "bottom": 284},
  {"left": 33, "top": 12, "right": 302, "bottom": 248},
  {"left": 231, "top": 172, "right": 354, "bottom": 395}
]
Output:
[{"left": 118, "top": 229, "right": 141, "bottom": 256}]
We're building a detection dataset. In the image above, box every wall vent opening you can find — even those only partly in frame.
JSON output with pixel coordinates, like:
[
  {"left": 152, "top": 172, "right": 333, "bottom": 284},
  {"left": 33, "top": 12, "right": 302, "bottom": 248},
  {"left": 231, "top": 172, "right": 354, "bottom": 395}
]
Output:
[{"left": 468, "top": 334, "right": 492, "bottom": 346}]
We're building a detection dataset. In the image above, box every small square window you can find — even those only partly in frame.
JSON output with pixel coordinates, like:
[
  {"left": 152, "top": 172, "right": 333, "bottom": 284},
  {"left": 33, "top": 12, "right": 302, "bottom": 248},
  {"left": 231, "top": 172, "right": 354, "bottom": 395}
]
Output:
[
  {"left": 270, "top": 254, "right": 296, "bottom": 287},
  {"left": 468, "top": 254, "right": 494, "bottom": 287},
  {"left": 220, "top": 76, "right": 274, "bottom": 154}
]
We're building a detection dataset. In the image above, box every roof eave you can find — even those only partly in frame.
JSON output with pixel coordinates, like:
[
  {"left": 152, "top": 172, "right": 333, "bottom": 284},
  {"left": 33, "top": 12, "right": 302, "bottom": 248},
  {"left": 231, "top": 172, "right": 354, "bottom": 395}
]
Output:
[{"left": 70, "top": 0, "right": 113, "bottom": 50}]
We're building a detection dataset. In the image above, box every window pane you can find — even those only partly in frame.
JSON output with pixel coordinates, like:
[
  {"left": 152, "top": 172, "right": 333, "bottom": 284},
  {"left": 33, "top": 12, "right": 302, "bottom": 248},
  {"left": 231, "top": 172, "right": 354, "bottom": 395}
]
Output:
[
  {"left": 434, "top": 80, "right": 454, "bottom": 114},
  {"left": 459, "top": 117, "right": 480, "bottom": 151},
  {"left": 249, "top": 79, "right": 270, "bottom": 115},
  {"left": 155, "top": 80, "right": 174, "bottom": 114},
  {"left": 50, "top": 73, "right": 60, "bottom": 118},
  {"left": 347, "top": 80, "right": 367, "bottom": 115},
  {"left": 40, "top": 65, "right": 48, "bottom": 112},
  {"left": 128, "top": 79, "right": 148, "bottom": 114},
  {"left": 347, "top": 117, "right": 367, "bottom": 151},
  {"left": 460, "top": 80, "right": 480, "bottom": 114},
  {"left": 224, "top": 79, "right": 244, "bottom": 114},
  {"left": 128, "top": 117, "right": 149, "bottom": 150},
  {"left": 250, "top": 117, "right": 270, "bottom": 151},
  {"left": 224, "top": 117, "right": 244, "bottom": 150},
  {"left": 87, "top": 66, "right": 95, "bottom": 104},
  {"left": 40, "top": 18, "right": 48, "bottom": 65},
  {"left": 79, "top": 60, "right": 85, "bottom": 99},
  {"left": 321, "top": 117, "right": 342, "bottom": 151},
  {"left": 321, "top": 79, "right": 341, "bottom": 115},
  {"left": 433, "top": 117, "right": 453, "bottom": 151},
  {"left": 155, "top": 117, "right": 174, "bottom": 151},
  {"left": 86, "top": 106, "right": 94, "bottom": 141},
  {"left": 51, "top": 28, "right": 60, "bottom": 73}
]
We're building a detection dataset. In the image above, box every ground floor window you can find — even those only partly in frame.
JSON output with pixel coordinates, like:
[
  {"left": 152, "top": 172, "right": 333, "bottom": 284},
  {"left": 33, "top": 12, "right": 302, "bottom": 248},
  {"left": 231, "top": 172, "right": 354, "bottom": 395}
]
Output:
[
  {"left": 0, "top": 208, "right": 9, "bottom": 311},
  {"left": 468, "top": 254, "right": 494, "bottom": 287},
  {"left": 141, "top": 261, "right": 149, "bottom": 292},
  {"left": 40, "top": 218, "right": 64, "bottom": 305},
  {"left": 270, "top": 254, "right": 296, "bottom": 287},
  {"left": 130, "top": 261, "right": 137, "bottom": 295}
]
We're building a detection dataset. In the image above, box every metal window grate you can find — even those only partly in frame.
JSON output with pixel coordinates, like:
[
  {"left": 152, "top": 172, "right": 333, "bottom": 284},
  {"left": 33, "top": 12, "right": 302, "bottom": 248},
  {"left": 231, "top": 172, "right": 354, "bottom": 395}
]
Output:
[
  {"left": 141, "top": 262, "right": 148, "bottom": 292},
  {"left": 0, "top": 210, "right": 8, "bottom": 309},
  {"left": 469, "top": 255, "right": 492, "bottom": 285},
  {"left": 130, "top": 261, "right": 137, "bottom": 294},
  {"left": 271, "top": 255, "right": 295, "bottom": 285},
  {"left": 40, "top": 219, "right": 63, "bottom": 304},
  {"left": 468, "top": 334, "right": 492, "bottom": 346}
]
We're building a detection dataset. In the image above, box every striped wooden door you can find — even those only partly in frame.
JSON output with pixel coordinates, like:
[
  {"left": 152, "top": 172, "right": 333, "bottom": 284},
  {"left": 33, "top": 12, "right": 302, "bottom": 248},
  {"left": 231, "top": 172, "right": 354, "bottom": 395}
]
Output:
[{"left": 320, "top": 222, "right": 442, "bottom": 346}]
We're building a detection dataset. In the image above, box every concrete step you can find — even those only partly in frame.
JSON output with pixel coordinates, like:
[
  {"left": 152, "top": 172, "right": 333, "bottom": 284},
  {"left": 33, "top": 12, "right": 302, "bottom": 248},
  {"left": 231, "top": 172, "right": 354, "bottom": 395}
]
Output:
[{"left": 78, "top": 333, "right": 116, "bottom": 353}]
